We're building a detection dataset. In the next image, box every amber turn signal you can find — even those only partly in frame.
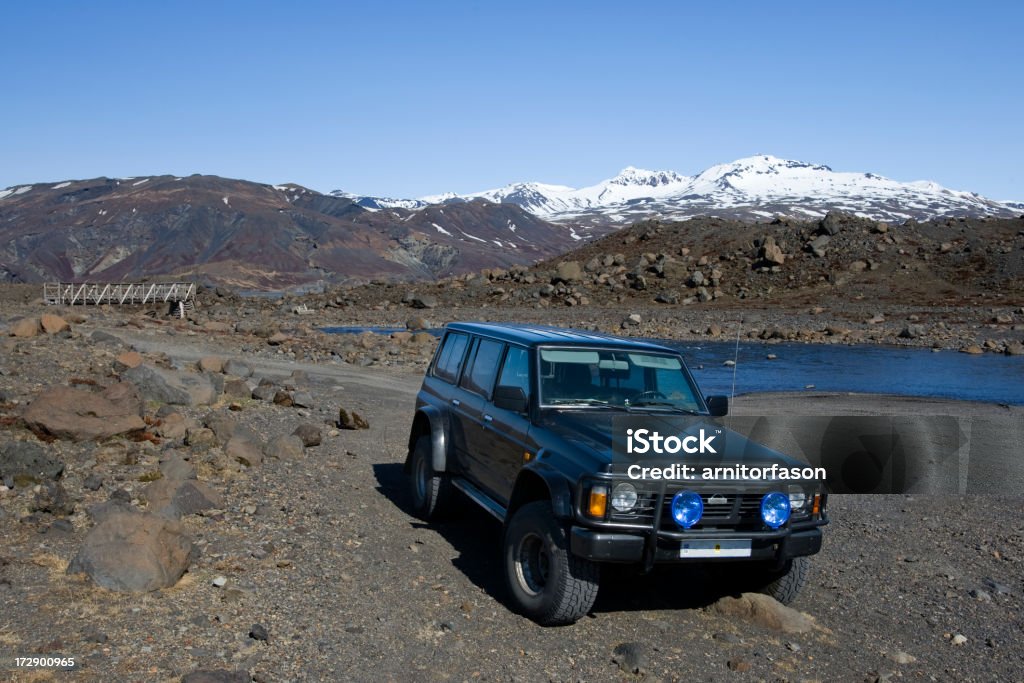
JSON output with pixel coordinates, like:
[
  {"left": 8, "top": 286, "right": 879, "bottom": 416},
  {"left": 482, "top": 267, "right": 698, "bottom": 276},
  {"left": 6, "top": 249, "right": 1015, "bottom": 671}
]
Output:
[
  {"left": 588, "top": 486, "right": 608, "bottom": 518},
  {"left": 811, "top": 493, "right": 821, "bottom": 516}
]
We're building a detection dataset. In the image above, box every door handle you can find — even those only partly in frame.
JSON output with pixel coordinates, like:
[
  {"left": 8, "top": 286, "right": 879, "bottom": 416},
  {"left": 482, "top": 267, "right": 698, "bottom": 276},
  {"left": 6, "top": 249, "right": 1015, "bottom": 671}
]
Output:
[
  {"left": 451, "top": 399, "right": 460, "bottom": 407},
  {"left": 483, "top": 414, "right": 493, "bottom": 423}
]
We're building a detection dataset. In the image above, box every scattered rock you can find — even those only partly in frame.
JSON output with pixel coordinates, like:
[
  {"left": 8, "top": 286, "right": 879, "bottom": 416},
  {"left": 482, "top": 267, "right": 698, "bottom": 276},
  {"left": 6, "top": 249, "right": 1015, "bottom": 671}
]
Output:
[
  {"left": 622, "top": 313, "right": 642, "bottom": 327},
  {"left": 225, "top": 430, "right": 264, "bottom": 468},
  {"left": 263, "top": 435, "right": 305, "bottom": 460},
  {"left": 40, "top": 313, "right": 70, "bottom": 335},
  {"left": 338, "top": 408, "right": 369, "bottom": 430},
  {"left": 406, "top": 317, "right": 429, "bottom": 331},
  {"left": 960, "top": 345, "right": 984, "bottom": 355},
  {"left": 223, "top": 359, "right": 253, "bottom": 378},
  {"left": 222, "top": 379, "right": 251, "bottom": 399},
  {"left": 761, "top": 237, "right": 785, "bottom": 266},
  {"left": 23, "top": 383, "right": 145, "bottom": 442},
  {"left": 891, "top": 651, "right": 916, "bottom": 665},
  {"left": 67, "top": 511, "right": 195, "bottom": 592},
  {"left": 727, "top": 658, "right": 752, "bottom": 672},
  {"left": 144, "top": 478, "right": 224, "bottom": 519},
  {"left": 554, "top": 261, "right": 582, "bottom": 283},
  {"left": 292, "top": 424, "right": 322, "bottom": 447},
  {"left": 291, "top": 392, "right": 315, "bottom": 409},
  {"left": 0, "top": 442, "right": 65, "bottom": 486},
  {"left": 951, "top": 633, "right": 968, "bottom": 646},
  {"left": 409, "top": 295, "right": 437, "bottom": 309},
  {"left": 708, "top": 593, "right": 819, "bottom": 634},
  {"left": 124, "top": 365, "right": 216, "bottom": 407},
  {"left": 899, "top": 324, "right": 927, "bottom": 339},
  {"left": 32, "top": 481, "right": 74, "bottom": 516},
  {"left": 11, "top": 318, "right": 41, "bottom": 338},
  {"left": 114, "top": 351, "right": 144, "bottom": 370},
  {"left": 611, "top": 642, "right": 647, "bottom": 675},
  {"left": 249, "top": 623, "right": 269, "bottom": 642},
  {"left": 198, "top": 357, "right": 225, "bottom": 373},
  {"left": 251, "top": 383, "right": 278, "bottom": 402}
]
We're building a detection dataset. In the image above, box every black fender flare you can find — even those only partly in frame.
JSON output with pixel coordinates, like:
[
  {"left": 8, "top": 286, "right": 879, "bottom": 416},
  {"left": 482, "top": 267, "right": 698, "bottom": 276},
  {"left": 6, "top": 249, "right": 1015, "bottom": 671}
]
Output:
[
  {"left": 507, "top": 455, "right": 574, "bottom": 522},
  {"left": 406, "top": 405, "right": 448, "bottom": 474}
]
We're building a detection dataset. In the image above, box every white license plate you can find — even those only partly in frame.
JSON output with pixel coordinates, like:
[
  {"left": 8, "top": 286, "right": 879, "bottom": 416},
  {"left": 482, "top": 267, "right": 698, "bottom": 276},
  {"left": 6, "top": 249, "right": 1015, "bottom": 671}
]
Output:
[{"left": 679, "top": 539, "right": 751, "bottom": 558}]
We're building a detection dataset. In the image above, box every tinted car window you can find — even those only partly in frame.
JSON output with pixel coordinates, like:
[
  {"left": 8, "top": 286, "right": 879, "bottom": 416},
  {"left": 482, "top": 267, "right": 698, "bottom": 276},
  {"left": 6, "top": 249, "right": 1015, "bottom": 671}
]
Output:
[
  {"left": 434, "top": 332, "right": 469, "bottom": 383},
  {"left": 496, "top": 346, "right": 530, "bottom": 397},
  {"left": 461, "top": 338, "right": 504, "bottom": 397}
]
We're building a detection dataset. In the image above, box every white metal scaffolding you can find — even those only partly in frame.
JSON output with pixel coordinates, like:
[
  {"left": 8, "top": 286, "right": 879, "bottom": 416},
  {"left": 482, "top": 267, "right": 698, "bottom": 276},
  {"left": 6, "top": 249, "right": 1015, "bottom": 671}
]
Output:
[{"left": 42, "top": 282, "right": 197, "bottom": 306}]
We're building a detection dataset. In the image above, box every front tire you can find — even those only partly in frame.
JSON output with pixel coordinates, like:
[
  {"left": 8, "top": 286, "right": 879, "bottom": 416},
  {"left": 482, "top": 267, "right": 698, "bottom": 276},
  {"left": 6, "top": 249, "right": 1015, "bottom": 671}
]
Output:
[
  {"left": 503, "top": 501, "right": 599, "bottom": 625},
  {"left": 408, "top": 435, "right": 451, "bottom": 520},
  {"left": 756, "top": 557, "right": 810, "bottom": 605}
]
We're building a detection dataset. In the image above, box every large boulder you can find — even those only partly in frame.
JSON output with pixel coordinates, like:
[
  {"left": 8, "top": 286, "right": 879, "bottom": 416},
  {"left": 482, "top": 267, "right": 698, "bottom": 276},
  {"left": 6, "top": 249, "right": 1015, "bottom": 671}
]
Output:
[
  {"left": 124, "top": 365, "right": 216, "bottom": 407},
  {"left": 67, "top": 511, "right": 195, "bottom": 592},
  {"left": 40, "top": 313, "right": 70, "bottom": 335},
  {"left": 708, "top": 593, "right": 818, "bottom": 634},
  {"left": 554, "top": 261, "right": 582, "bottom": 283},
  {"left": 143, "top": 477, "right": 224, "bottom": 519},
  {"left": 23, "top": 383, "right": 145, "bottom": 442},
  {"left": 0, "top": 441, "right": 65, "bottom": 487},
  {"left": 10, "top": 318, "right": 40, "bottom": 338}
]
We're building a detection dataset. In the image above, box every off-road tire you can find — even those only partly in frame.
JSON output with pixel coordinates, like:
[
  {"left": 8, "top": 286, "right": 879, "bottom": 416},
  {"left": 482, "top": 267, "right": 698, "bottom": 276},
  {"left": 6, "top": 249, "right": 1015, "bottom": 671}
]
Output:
[
  {"left": 757, "top": 557, "right": 810, "bottom": 605},
  {"left": 408, "top": 435, "right": 451, "bottom": 521},
  {"left": 503, "top": 501, "right": 599, "bottom": 625}
]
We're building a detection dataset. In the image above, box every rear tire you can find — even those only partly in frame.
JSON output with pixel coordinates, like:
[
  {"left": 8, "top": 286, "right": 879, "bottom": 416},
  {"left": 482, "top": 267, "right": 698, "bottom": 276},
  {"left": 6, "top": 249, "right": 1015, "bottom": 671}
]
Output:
[
  {"left": 756, "top": 557, "right": 810, "bottom": 605},
  {"left": 408, "top": 435, "right": 451, "bottom": 520},
  {"left": 503, "top": 501, "right": 599, "bottom": 625}
]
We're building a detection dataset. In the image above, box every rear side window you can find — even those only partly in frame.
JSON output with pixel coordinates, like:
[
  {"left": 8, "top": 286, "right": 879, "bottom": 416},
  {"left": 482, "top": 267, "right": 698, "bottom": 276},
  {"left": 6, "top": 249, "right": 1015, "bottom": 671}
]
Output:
[
  {"left": 433, "top": 332, "right": 469, "bottom": 383},
  {"left": 496, "top": 346, "right": 530, "bottom": 397},
  {"left": 461, "top": 338, "right": 504, "bottom": 398}
]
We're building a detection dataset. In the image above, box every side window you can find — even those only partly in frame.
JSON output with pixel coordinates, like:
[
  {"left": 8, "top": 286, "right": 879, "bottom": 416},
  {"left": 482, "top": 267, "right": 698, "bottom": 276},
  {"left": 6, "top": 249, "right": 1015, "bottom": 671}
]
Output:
[
  {"left": 433, "top": 332, "right": 469, "bottom": 384},
  {"left": 461, "top": 338, "right": 504, "bottom": 398},
  {"left": 496, "top": 346, "right": 530, "bottom": 397}
]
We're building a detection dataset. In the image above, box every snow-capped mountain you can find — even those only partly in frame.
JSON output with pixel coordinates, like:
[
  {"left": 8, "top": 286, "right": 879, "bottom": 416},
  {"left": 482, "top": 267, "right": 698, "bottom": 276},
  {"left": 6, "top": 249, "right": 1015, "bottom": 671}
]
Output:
[{"left": 336, "top": 155, "right": 1022, "bottom": 226}]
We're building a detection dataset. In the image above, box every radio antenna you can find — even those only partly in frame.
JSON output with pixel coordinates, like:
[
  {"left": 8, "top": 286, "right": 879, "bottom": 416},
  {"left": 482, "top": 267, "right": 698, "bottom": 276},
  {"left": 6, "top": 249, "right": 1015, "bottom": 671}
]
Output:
[{"left": 731, "top": 318, "right": 741, "bottom": 400}]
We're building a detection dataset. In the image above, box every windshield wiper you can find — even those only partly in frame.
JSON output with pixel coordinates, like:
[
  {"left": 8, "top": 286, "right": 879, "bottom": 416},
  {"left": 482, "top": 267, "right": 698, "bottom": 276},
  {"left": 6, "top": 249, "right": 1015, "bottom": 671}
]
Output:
[
  {"left": 628, "top": 400, "right": 700, "bottom": 414},
  {"left": 547, "top": 398, "right": 623, "bottom": 409}
]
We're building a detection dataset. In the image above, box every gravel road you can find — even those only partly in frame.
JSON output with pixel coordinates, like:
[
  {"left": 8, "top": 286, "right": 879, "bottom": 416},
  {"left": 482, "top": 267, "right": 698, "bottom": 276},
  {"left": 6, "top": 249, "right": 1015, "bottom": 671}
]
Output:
[{"left": 1, "top": 322, "right": 1022, "bottom": 682}]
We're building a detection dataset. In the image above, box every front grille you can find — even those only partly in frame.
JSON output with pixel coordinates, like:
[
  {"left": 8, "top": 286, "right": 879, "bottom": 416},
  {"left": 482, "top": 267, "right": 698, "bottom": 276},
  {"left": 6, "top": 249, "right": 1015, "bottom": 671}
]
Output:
[
  {"left": 607, "top": 485, "right": 792, "bottom": 531},
  {"left": 662, "top": 490, "right": 766, "bottom": 531}
]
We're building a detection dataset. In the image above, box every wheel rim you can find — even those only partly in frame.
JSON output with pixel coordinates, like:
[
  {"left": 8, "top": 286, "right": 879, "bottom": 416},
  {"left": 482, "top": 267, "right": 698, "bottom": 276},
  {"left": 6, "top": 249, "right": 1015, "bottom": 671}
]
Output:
[
  {"left": 414, "top": 453, "right": 428, "bottom": 502},
  {"left": 515, "top": 532, "right": 550, "bottom": 597}
]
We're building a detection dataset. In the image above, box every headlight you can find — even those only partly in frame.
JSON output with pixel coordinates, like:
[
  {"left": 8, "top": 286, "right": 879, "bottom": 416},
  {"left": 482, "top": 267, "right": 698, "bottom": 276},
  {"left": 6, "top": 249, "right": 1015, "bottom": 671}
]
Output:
[
  {"left": 788, "top": 485, "right": 807, "bottom": 511},
  {"left": 670, "top": 490, "right": 703, "bottom": 529},
  {"left": 761, "top": 492, "right": 791, "bottom": 529},
  {"left": 611, "top": 483, "right": 638, "bottom": 512}
]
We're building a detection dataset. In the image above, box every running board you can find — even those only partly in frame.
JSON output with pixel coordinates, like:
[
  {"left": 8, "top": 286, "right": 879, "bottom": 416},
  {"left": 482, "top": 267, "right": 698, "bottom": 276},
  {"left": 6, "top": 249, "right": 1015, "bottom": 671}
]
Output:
[{"left": 451, "top": 478, "right": 506, "bottom": 521}]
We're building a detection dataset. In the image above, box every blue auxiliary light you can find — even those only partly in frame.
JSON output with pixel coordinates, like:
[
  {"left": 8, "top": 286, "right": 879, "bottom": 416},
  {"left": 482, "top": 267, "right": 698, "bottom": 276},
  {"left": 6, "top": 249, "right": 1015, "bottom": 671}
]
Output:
[
  {"left": 761, "top": 492, "right": 791, "bottom": 529},
  {"left": 670, "top": 491, "right": 703, "bottom": 529}
]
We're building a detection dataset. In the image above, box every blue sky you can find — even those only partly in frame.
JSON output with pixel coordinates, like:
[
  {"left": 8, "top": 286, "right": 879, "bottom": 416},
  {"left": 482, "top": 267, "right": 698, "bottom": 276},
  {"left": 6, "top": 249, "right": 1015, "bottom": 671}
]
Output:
[{"left": 2, "top": 1, "right": 1022, "bottom": 200}]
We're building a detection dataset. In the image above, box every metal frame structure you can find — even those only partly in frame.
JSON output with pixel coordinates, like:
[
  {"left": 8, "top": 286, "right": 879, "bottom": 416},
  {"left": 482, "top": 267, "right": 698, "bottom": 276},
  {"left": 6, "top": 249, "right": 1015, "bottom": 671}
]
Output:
[{"left": 43, "top": 282, "right": 197, "bottom": 306}]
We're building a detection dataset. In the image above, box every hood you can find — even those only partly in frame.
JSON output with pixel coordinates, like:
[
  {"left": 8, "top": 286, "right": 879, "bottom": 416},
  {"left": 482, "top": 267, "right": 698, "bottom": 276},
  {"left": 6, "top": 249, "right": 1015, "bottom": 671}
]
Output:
[{"left": 537, "top": 409, "right": 808, "bottom": 469}]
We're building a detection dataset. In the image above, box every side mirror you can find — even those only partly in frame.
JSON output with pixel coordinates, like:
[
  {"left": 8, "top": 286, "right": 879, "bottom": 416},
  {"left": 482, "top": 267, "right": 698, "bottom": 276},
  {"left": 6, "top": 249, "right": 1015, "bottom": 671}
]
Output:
[
  {"left": 706, "top": 395, "right": 729, "bottom": 417},
  {"left": 493, "top": 385, "right": 528, "bottom": 413}
]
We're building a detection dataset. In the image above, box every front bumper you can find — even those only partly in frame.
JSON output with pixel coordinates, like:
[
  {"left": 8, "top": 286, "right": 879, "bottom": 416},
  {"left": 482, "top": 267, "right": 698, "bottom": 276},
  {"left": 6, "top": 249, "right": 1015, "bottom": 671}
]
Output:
[{"left": 570, "top": 525, "right": 823, "bottom": 566}]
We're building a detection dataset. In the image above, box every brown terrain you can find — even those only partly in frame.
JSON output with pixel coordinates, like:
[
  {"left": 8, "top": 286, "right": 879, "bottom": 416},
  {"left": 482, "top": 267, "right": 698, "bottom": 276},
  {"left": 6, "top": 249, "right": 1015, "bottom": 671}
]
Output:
[
  {"left": 0, "top": 282, "right": 1022, "bottom": 681},
  {"left": 0, "top": 176, "right": 593, "bottom": 290}
]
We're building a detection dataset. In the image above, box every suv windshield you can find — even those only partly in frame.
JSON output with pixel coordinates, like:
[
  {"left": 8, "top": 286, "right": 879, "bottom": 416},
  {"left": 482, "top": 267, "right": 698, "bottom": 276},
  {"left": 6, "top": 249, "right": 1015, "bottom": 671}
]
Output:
[{"left": 538, "top": 347, "right": 703, "bottom": 412}]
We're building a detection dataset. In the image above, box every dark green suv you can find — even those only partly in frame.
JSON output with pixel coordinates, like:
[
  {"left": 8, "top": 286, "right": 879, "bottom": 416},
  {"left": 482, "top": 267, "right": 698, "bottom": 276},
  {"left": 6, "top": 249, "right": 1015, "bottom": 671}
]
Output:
[{"left": 406, "top": 322, "right": 828, "bottom": 625}]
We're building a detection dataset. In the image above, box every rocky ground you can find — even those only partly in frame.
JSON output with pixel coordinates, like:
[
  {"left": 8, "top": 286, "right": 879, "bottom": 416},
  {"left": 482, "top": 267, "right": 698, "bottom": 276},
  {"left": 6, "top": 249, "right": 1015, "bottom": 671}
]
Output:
[{"left": 0, "top": 293, "right": 1023, "bottom": 682}]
